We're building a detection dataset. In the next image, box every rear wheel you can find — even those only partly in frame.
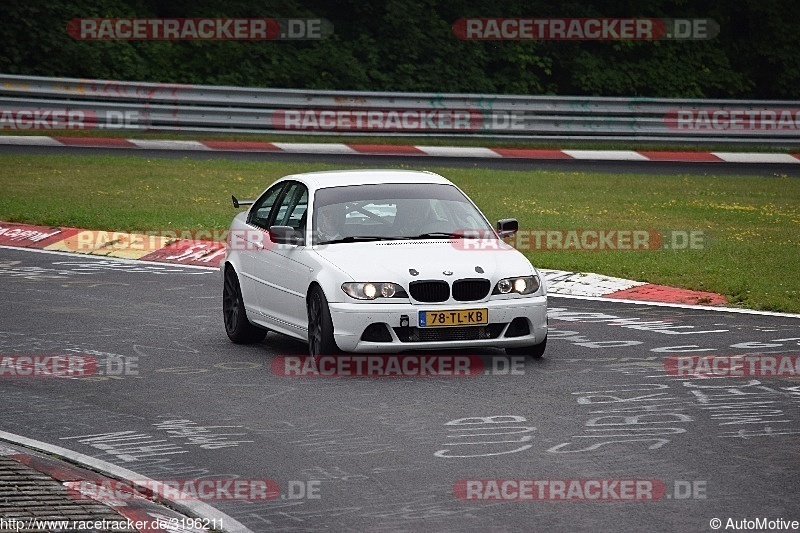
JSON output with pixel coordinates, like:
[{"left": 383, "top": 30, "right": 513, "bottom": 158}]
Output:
[
  {"left": 223, "top": 266, "right": 267, "bottom": 344},
  {"left": 505, "top": 335, "right": 547, "bottom": 359},
  {"left": 307, "top": 286, "right": 340, "bottom": 356}
]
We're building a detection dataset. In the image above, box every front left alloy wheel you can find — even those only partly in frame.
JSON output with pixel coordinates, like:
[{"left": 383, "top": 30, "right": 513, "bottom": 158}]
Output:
[
  {"left": 307, "top": 286, "right": 340, "bottom": 356},
  {"left": 223, "top": 266, "right": 267, "bottom": 344}
]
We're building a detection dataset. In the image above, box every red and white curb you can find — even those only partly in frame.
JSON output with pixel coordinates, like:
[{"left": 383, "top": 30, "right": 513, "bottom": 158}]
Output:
[
  {"left": 541, "top": 269, "right": 727, "bottom": 305},
  {"left": 1, "top": 135, "right": 799, "bottom": 163},
  {"left": 0, "top": 434, "right": 251, "bottom": 533},
  {"left": 0, "top": 221, "right": 727, "bottom": 306}
]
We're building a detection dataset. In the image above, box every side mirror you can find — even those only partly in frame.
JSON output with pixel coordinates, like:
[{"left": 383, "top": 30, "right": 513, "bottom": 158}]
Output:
[
  {"left": 497, "top": 218, "right": 518, "bottom": 238},
  {"left": 269, "top": 226, "right": 303, "bottom": 245}
]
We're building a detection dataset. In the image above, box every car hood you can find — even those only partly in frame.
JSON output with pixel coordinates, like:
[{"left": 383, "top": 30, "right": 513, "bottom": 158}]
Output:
[{"left": 313, "top": 239, "right": 535, "bottom": 283}]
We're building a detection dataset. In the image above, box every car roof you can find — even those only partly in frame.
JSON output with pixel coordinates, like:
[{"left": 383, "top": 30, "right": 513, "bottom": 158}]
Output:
[{"left": 281, "top": 169, "right": 452, "bottom": 189}]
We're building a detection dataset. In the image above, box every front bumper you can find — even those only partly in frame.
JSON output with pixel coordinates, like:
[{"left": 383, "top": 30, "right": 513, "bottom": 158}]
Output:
[{"left": 328, "top": 296, "right": 547, "bottom": 353}]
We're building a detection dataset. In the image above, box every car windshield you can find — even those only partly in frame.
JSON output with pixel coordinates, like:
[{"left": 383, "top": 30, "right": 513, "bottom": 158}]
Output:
[{"left": 312, "top": 183, "right": 494, "bottom": 245}]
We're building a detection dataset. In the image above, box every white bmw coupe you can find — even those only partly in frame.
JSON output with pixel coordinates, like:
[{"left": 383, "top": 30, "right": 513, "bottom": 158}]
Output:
[{"left": 222, "top": 169, "right": 547, "bottom": 357}]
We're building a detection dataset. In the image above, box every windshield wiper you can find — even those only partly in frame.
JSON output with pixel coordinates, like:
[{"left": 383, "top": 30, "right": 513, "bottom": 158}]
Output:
[
  {"left": 320, "top": 233, "right": 484, "bottom": 244},
  {"left": 318, "top": 236, "right": 398, "bottom": 244},
  {"left": 410, "top": 232, "right": 477, "bottom": 239}
]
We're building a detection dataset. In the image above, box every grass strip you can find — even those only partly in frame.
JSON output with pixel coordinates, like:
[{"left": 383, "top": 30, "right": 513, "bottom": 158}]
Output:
[{"left": 1, "top": 154, "right": 797, "bottom": 312}]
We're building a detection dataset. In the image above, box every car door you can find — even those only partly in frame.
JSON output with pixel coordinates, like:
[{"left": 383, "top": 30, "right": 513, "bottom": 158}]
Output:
[
  {"left": 251, "top": 181, "right": 313, "bottom": 337},
  {"left": 241, "top": 182, "right": 285, "bottom": 316}
]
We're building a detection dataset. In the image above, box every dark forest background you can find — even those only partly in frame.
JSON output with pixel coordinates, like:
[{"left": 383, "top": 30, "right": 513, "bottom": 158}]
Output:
[{"left": 1, "top": 0, "right": 798, "bottom": 98}]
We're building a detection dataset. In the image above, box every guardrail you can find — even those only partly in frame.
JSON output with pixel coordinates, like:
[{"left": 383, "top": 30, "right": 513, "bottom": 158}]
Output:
[{"left": 1, "top": 74, "right": 798, "bottom": 145}]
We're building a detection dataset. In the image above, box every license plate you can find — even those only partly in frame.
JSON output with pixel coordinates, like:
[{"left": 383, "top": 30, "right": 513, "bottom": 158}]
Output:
[{"left": 419, "top": 309, "right": 488, "bottom": 328}]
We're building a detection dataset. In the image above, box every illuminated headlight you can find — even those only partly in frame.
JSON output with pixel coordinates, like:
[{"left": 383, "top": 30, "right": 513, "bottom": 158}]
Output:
[
  {"left": 493, "top": 275, "right": 540, "bottom": 295},
  {"left": 364, "top": 283, "right": 377, "bottom": 299},
  {"left": 342, "top": 282, "right": 408, "bottom": 300}
]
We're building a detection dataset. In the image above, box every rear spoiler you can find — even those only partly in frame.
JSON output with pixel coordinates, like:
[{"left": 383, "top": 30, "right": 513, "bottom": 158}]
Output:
[{"left": 232, "top": 195, "right": 254, "bottom": 208}]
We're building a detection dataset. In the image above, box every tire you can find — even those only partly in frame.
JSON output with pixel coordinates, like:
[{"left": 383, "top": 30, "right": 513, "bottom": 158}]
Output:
[
  {"left": 223, "top": 266, "right": 267, "bottom": 344},
  {"left": 307, "top": 285, "right": 340, "bottom": 356},
  {"left": 505, "top": 335, "right": 547, "bottom": 359}
]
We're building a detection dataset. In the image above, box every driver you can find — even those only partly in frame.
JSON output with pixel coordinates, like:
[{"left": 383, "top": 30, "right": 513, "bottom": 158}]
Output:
[
  {"left": 393, "top": 199, "right": 441, "bottom": 236},
  {"left": 315, "top": 203, "right": 346, "bottom": 243}
]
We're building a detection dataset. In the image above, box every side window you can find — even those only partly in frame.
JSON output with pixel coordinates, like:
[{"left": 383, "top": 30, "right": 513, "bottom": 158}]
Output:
[
  {"left": 248, "top": 183, "right": 285, "bottom": 229},
  {"left": 273, "top": 182, "right": 309, "bottom": 233},
  {"left": 287, "top": 189, "right": 308, "bottom": 232}
]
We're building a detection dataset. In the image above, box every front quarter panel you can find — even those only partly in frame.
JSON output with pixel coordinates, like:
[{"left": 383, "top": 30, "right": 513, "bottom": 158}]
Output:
[{"left": 223, "top": 211, "right": 256, "bottom": 313}]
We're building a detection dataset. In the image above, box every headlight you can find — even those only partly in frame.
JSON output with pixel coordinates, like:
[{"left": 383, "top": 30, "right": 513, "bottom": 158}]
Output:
[
  {"left": 342, "top": 282, "right": 408, "bottom": 300},
  {"left": 493, "top": 275, "right": 540, "bottom": 295},
  {"left": 497, "top": 279, "right": 512, "bottom": 294}
]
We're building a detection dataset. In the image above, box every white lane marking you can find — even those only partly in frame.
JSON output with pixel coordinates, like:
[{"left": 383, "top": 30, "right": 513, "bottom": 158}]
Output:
[
  {"left": 415, "top": 146, "right": 502, "bottom": 158},
  {"left": 562, "top": 150, "right": 650, "bottom": 161},
  {"left": 0, "top": 430, "right": 253, "bottom": 533},
  {"left": 711, "top": 152, "right": 800, "bottom": 164},
  {"left": 0, "top": 135, "right": 63, "bottom": 146},
  {"left": 127, "top": 139, "right": 210, "bottom": 150},
  {"left": 549, "top": 293, "right": 800, "bottom": 318},
  {"left": 272, "top": 142, "right": 358, "bottom": 154}
]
